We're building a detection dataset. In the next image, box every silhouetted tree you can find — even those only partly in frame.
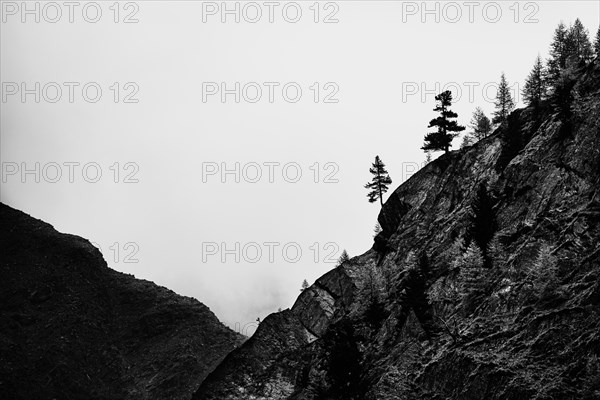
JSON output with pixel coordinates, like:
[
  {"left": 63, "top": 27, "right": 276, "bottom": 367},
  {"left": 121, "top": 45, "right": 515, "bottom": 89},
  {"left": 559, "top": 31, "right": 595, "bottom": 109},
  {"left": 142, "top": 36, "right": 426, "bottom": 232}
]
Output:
[
  {"left": 338, "top": 249, "right": 350, "bottom": 265},
  {"left": 460, "top": 135, "right": 473, "bottom": 149},
  {"left": 466, "top": 183, "right": 497, "bottom": 263},
  {"left": 595, "top": 26, "right": 600, "bottom": 56},
  {"left": 365, "top": 156, "right": 392, "bottom": 207},
  {"left": 468, "top": 107, "right": 492, "bottom": 141},
  {"left": 422, "top": 91, "right": 465, "bottom": 153},
  {"left": 424, "top": 151, "right": 432, "bottom": 165},
  {"left": 496, "top": 111, "right": 525, "bottom": 172},
  {"left": 300, "top": 279, "right": 309, "bottom": 292},
  {"left": 551, "top": 63, "right": 578, "bottom": 123},
  {"left": 400, "top": 251, "right": 437, "bottom": 336},
  {"left": 523, "top": 55, "right": 548, "bottom": 108},
  {"left": 547, "top": 22, "right": 571, "bottom": 86},
  {"left": 492, "top": 73, "right": 515, "bottom": 125},
  {"left": 567, "top": 18, "right": 594, "bottom": 64}
]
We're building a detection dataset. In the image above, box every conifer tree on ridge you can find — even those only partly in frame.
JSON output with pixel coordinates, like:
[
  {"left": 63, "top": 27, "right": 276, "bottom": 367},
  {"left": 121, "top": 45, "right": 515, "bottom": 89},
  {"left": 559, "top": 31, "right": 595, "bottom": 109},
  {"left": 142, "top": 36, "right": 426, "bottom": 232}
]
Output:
[
  {"left": 546, "top": 22, "right": 570, "bottom": 86},
  {"left": 422, "top": 90, "right": 465, "bottom": 153},
  {"left": 365, "top": 156, "right": 392, "bottom": 207},
  {"left": 492, "top": 73, "right": 515, "bottom": 125},
  {"left": 567, "top": 18, "right": 594, "bottom": 64},
  {"left": 468, "top": 107, "right": 492, "bottom": 142},
  {"left": 523, "top": 55, "right": 548, "bottom": 108}
]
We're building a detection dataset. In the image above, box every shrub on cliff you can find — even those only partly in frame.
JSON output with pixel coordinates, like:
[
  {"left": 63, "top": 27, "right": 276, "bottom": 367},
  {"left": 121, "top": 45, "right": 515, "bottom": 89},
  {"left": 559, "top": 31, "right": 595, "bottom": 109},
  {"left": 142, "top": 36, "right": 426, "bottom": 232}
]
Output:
[
  {"left": 457, "top": 243, "right": 487, "bottom": 312},
  {"left": 338, "top": 249, "right": 350, "bottom": 266},
  {"left": 466, "top": 183, "right": 497, "bottom": 264},
  {"left": 525, "top": 243, "right": 559, "bottom": 299}
]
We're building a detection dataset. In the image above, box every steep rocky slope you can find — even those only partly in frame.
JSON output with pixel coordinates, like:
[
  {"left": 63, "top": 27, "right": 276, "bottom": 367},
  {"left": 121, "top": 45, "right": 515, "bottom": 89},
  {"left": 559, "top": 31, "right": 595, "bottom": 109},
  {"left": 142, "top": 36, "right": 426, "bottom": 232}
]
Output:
[
  {"left": 194, "top": 60, "right": 600, "bottom": 399},
  {"left": 0, "top": 203, "right": 244, "bottom": 400}
]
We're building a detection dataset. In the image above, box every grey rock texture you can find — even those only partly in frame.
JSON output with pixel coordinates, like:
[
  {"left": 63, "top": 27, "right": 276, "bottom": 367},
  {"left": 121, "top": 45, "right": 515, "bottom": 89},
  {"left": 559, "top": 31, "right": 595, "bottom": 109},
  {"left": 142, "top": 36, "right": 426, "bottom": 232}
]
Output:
[{"left": 194, "top": 60, "right": 600, "bottom": 399}]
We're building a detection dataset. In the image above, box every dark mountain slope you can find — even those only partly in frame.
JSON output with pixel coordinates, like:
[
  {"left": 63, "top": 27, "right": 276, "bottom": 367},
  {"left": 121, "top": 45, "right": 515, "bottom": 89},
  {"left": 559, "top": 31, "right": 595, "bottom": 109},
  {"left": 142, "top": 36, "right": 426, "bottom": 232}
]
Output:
[
  {"left": 0, "top": 203, "right": 244, "bottom": 400},
  {"left": 194, "top": 59, "right": 600, "bottom": 399}
]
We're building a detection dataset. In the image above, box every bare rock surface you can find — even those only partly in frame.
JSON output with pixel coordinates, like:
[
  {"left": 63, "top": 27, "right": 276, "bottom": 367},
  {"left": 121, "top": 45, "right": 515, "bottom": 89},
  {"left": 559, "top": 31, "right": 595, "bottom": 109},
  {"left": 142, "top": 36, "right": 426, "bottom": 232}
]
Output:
[{"left": 193, "top": 59, "right": 600, "bottom": 400}]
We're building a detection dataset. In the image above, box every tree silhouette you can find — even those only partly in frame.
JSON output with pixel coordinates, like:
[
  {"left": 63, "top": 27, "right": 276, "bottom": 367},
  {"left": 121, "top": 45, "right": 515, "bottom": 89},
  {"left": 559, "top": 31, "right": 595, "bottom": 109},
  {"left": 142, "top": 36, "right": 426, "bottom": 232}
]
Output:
[
  {"left": 365, "top": 156, "right": 392, "bottom": 207},
  {"left": 460, "top": 135, "right": 473, "bottom": 149},
  {"left": 300, "top": 279, "right": 309, "bottom": 292},
  {"left": 551, "top": 62, "right": 578, "bottom": 123},
  {"left": 492, "top": 73, "right": 515, "bottom": 125},
  {"left": 468, "top": 107, "right": 492, "bottom": 141},
  {"left": 547, "top": 22, "right": 570, "bottom": 86},
  {"left": 523, "top": 55, "right": 548, "bottom": 108},
  {"left": 338, "top": 250, "right": 350, "bottom": 266},
  {"left": 567, "top": 18, "right": 593, "bottom": 64},
  {"left": 424, "top": 151, "right": 432, "bottom": 165},
  {"left": 595, "top": 26, "right": 600, "bottom": 56},
  {"left": 466, "top": 183, "right": 497, "bottom": 264},
  {"left": 422, "top": 91, "right": 465, "bottom": 153}
]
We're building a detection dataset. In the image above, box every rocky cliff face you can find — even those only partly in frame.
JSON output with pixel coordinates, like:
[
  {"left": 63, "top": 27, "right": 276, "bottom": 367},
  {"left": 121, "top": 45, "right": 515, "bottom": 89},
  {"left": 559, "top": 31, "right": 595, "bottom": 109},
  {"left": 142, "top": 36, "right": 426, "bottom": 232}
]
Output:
[
  {"left": 193, "top": 60, "right": 600, "bottom": 399},
  {"left": 0, "top": 204, "right": 244, "bottom": 400}
]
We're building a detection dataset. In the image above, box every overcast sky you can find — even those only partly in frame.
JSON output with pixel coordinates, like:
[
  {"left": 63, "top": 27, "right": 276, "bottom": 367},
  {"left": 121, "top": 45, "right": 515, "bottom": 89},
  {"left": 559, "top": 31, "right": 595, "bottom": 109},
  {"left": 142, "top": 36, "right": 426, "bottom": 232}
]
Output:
[{"left": 2, "top": 0, "right": 599, "bottom": 334}]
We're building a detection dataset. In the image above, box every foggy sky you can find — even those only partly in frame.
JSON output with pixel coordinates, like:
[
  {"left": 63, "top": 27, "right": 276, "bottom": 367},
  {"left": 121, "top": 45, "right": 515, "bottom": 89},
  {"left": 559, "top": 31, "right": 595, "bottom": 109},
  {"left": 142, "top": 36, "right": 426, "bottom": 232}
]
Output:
[{"left": 2, "top": 0, "right": 599, "bottom": 334}]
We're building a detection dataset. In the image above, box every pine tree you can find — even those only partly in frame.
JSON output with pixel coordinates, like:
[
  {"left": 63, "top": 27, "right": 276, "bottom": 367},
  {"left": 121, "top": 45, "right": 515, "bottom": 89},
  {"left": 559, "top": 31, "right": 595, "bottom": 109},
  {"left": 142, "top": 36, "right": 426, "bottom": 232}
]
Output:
[
  {"left": 523, "top": 55, "right": 548, "bottom": 108},
  {"left": 551, "top": 63, "right": 577, "bottom": 122},
  {"left": 492, "top": 73, "right": 515, "bottom": 125},
  {"left": 425, "top": 151, "right": 432, "bottom": 165},
  {"left": 466, "top": 183, "right": 497, "bottom": 262},
  {"left": 365, "top": 156, "right": 392, "bottom": 207},
  {"left": 458, "top": 243, "right": 486, "bottom": 299},
  {"left": 460, "top": 135, "right": 473, "bottom": 149},
  {"left": 595, "top": 26, "right": 600, "bottom": 56},
  {"left": 567, "top": 19, "right": 594, "bottom": 64},
  {"left": 448, "top": 237, "right": 466, "bottom": 270},
  {"left": 468, "top": 107, "right": 492, "bottom": 141},
  {"left": 547, "top": 22, "right": 571, "bottom": 86},
  {"left": 422, "top": 90, "right": 465, "bottom": 153},
  {"left": 487, "top": 234, "right": 507, "bottom": 269},
  {"left": 338, "top": 249, "right": 350, "bottom": 266},
  {"left": 526, "top": 243, "right": 559, "bottom": 297},
  {"left": 300, "top": 279, "right": 309, "bottom": 292}
]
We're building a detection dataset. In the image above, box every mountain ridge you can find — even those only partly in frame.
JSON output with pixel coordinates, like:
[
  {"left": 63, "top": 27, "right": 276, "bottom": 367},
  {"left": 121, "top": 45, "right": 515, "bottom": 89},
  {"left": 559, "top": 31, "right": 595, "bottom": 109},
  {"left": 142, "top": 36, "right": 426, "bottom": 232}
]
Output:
[
  {"left": 0, "top": 203, "right": 244, "bottom": 400},
  {"left": 193, "top": 58, "right": 600, "bottom": 399}
]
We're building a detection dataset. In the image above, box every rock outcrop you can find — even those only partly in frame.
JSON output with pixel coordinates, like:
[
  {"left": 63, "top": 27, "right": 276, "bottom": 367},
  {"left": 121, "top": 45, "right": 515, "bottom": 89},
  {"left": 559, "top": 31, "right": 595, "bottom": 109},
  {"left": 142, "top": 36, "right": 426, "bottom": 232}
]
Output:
[
  {"left": 193, "top": 59, "right": 600, "bottom": 399},
  {"left": 0, "top": 203, "right": 244, "bottom": 400}
]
